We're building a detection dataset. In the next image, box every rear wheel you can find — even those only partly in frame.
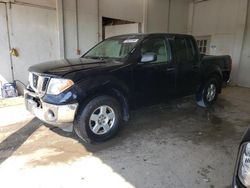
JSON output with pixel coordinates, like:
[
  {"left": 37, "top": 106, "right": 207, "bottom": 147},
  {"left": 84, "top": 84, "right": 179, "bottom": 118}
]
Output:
[
  {"left": 74, "top": 96, "right": 122, "bottom": 142},
  {"left": 196, "top": 76, "right": 221, "bottom": 108}
]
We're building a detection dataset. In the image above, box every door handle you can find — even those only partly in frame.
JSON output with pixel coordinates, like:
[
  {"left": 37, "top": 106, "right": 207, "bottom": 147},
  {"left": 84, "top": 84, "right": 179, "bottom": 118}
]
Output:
[
  {"left": 166, "top": 67, "right": 175, "bottom": 72},
  {"left": 193, "top": 65, "right": 199, "bottom": 69}
]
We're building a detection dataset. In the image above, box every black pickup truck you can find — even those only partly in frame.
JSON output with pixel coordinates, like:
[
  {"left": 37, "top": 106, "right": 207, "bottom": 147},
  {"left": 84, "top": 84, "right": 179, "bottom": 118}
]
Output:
[{"left": 24, "top": 33, "right": 231, "bottom": 142}]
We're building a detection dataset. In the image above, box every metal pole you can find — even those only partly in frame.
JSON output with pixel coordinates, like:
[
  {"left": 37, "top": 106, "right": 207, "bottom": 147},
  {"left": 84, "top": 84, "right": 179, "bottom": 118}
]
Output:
[
  {"left": 56, "top": 0, "right": 65, "bottom": 59},
  {"left": 75, "top": 0, "right": 80, "bottom": 55},
  {"left": 5, "top": 2, "right": 15, "bottom": 82}
]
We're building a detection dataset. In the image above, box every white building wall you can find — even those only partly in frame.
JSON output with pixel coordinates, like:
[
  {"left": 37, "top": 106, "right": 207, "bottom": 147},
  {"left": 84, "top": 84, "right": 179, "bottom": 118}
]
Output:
[
  {"left": 238, "top": 1, "right": 250, "bottom": 88},
  {"left": 0, "top": 3, "right": 12, "bottom": 84},
  {"left": 188, "top": 0, "right": 248, "bottom": 84},
  {"left": 146, "top": 0, "right": 169, "bottom": 33},
  {"left": 169, "top": 0, "right": 190, "bottom": 34},
  {"left": 62, "top": 0, "right": 78, "bottom": 58},
  {"left": 62, "top": 0, "right": 189, "bottom": 58},
  {"left": 99, "top": 0, "right": 143, "bottom": 23},
  {"left": 13, "top": 0, "right": 56, "bottom": 8},
  {"left": 10, "top": 3, "right": 59, "bottom": 87},
  {"left": 0, "top": 0, "right": 59, "bottom": 89},
  {"left": 105, "top": 23, "right": 140, "bottom": 39},
  {"left": 77, "top": 0, "right": 98, "bottom": 54},
  {"left": 63, "top": 0, "right": 98, "bottom": 58},
  {"left": 1, "top": 0, "right": 249, "bottom": 88}
]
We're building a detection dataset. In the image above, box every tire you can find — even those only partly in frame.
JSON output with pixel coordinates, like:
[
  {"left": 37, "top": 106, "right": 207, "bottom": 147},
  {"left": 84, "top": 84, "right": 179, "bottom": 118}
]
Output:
[
  {"left": 74, "top": 96, "right": 122, "bottom": 142},
  {"left": 196, "top": 76, "right": 221, "bottom": 108}
]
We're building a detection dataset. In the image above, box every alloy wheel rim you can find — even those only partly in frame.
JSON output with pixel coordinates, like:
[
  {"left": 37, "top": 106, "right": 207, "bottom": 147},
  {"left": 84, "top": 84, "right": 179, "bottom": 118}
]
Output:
[
  {"left": 89, "top": 105, "right": 115, "bottom": 135},
  {"left": 206, "top": 83, "right": 216, "bottom": 102}
]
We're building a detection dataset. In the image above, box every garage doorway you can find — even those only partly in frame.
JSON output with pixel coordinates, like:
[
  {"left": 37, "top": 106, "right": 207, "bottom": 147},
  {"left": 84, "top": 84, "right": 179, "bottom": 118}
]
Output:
[{"left": 102, "top": 17, "right": 141, "bottom": 39}]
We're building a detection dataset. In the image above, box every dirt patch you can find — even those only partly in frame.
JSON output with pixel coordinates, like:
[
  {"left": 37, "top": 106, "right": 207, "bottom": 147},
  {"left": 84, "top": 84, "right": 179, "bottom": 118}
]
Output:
[{"left": 0, "top": 96, "right": 24, "bottom": 108}]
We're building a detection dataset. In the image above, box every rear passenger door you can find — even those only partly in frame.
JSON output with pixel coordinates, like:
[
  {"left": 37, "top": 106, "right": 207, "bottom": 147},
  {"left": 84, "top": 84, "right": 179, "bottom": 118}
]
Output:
[{"left": 173, "top": 37, "right": 200, "bottom": 96}]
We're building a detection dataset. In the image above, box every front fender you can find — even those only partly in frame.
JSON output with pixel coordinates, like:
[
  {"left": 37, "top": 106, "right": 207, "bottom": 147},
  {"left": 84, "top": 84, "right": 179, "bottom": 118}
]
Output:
[{"left": 75, "top": 75, "right": 130, "bottom": 121}]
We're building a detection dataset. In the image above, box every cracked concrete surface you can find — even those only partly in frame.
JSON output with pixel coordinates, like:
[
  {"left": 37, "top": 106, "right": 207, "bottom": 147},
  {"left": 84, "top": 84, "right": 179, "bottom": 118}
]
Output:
[{"left": 0, "top": 86, "right": 250, "bottom": 188}]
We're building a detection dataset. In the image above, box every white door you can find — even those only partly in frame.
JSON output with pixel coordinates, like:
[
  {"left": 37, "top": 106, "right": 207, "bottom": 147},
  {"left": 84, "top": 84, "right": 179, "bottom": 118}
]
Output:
[
  {"left": 0, "top": 3, "right": 12, "bottom": 85},
  {"left": 9, "top": 4, "right": 59, "bottom": 89},
  {"left": 209, "top": 34, "right": 234, "bottom": 56},
  {"left": 104, "top": 23, "right": 140, "bottom": 39}
]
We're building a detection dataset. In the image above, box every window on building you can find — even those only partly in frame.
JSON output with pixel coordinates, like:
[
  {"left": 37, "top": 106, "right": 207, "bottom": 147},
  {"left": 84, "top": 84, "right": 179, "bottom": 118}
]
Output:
[{"left": 196, "top": 36, "right": 210, "bottom": 55}]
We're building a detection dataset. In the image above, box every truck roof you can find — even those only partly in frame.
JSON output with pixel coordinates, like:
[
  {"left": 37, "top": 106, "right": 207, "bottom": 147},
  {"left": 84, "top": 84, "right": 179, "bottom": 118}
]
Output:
[{"left": 109, "top": 33, "right": 194, "bottom": 39}]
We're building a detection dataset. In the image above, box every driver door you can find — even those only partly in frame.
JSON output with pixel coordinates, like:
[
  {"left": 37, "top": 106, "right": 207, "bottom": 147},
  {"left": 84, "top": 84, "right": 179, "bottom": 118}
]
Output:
[{"left": 133, "top": 37, "right": 176, "bottom": 106}]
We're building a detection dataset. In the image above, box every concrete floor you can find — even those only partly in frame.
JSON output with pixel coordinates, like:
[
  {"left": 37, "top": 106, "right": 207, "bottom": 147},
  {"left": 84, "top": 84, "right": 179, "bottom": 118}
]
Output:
[{"left": 0, "top": 86, "right": 250, "bottom": 188}]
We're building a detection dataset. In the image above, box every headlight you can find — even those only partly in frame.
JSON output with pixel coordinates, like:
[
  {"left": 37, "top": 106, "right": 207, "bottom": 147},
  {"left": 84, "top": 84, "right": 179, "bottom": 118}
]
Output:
[
  {"left": 28, "top": 72, "right": 33, "bottom": 86},
  {"left": 47, "top": 78, "right": 74, "bottom": 95},
  {"left": 238, "top": 143, "right": 250, "bottom": 187}
]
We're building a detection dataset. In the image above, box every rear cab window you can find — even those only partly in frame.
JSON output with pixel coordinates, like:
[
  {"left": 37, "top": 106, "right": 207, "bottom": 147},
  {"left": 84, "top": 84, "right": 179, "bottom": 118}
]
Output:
[{"left": 173, "top": 37, "right": 196, "bottom": 62}]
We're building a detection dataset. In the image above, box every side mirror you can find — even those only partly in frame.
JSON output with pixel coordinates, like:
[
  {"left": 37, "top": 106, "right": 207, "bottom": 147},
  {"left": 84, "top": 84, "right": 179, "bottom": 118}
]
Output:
[{"left": 140, "top": 53, "right": 157, "bottom": 63}]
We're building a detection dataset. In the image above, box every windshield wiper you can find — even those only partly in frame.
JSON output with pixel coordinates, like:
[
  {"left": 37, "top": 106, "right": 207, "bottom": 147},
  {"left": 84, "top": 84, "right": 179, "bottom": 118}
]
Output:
[{"left": 84, "top": 56, "right": 106, "bottom": 60}]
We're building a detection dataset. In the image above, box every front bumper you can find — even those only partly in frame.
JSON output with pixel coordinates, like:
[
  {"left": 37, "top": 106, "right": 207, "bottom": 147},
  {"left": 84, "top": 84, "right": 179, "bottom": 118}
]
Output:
[{"left": 24, "top": 89, "right": 78, "bottom": 131}]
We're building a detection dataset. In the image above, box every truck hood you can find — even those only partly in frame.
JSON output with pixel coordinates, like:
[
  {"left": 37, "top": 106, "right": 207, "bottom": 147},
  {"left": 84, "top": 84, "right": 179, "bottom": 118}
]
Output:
[{"left": 28, "top": 58, "right": 127, "bottom": 77}]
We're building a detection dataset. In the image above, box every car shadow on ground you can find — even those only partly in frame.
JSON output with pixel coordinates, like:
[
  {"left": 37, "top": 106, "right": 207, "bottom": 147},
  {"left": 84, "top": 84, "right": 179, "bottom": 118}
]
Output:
[{"left": 0, "top": 118, "right": 42, "bottom": 164}]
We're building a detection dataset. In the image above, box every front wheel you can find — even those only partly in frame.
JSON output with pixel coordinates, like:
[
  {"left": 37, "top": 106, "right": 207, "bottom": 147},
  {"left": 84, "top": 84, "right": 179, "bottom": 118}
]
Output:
[
  {"left": 196, "top": 77, "right": 220, "bottom": 108},
  {"left": 74, "top": 96, "right": 122, "bottom": 142}
]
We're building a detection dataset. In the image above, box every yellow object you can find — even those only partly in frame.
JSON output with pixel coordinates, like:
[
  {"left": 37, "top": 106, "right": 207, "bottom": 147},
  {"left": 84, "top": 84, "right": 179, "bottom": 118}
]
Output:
[{"left": 10, "top": 48, "right": 19, "bottom": 57}]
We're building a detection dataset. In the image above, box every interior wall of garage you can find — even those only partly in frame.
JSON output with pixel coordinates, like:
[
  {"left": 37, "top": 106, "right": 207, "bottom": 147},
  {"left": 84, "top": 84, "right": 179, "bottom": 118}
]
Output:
[
  {"left": 0, "top": 3, "right": 12, "bottom": 84},
  {"left": 62, "top": 0, "right": 190, "bottom": 58},
  {"left": 0, "top": 0, "right": 59, "bottom": 90},
  {"left": 145, "top": 0, "right": 190, "bottom": 33},
  {"left": 58, "top": 0, "right": 192, "bottom": 59},
  {"left": 99, "top": 0, "right": 143, "bottom": 23},
  {"left": 146, "top": 0, "right": 169, "bottom": 33},
  {"left": 62, "top": 0, "right": 99, "bottom": 58},
  {"left": 62, "top": 0, "right": 144, "bottom": 58},
  {"left": 8, "top": 0, "right": 250, "bottom": 89},
  {"left": 3, "top": 0, "right": 188, "bottom": 86},
  {"left": 188, "top": 0, "right": 248, "bottom": 86},
  {"left": 169, "top": 0, "right": 190, "bottom": 34},
  {"left": 238, "top": 1, "right": 250, "bottom": 88}
]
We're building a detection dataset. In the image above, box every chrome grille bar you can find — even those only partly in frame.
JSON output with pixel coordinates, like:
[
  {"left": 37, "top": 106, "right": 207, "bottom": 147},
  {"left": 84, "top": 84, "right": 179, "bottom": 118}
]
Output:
[{"left": 29, "top": 72, "right": 50, "bottom": 95}]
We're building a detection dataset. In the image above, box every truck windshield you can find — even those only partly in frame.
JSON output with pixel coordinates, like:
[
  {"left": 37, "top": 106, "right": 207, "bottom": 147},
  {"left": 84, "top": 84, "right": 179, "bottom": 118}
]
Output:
[{"left": 83, "top": 37, "right": 140, "bottom": 59}]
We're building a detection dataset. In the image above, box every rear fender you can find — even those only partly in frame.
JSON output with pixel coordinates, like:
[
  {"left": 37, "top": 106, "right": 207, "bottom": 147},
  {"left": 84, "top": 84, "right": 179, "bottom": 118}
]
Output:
[{"left": 200, "top": 66, "right": 223, "bottom": 93}]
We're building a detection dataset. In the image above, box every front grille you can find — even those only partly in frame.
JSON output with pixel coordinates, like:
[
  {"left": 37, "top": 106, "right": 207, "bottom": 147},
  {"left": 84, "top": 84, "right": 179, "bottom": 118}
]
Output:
[
  {"left": 29, "top": 72, "right": 50, "bottom": 95},
  {"left": 33, "top": 74, "right": 39, "bottom": 88},
  {"left": 42, "top": 77, "right": 50, "bottom": 91}
]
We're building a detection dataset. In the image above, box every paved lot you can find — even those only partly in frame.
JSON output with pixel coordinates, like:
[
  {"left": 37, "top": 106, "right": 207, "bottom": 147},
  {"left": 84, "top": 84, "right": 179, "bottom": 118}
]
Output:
[{"left": 0, "top": 86, "right": 250, "bottom": 188}]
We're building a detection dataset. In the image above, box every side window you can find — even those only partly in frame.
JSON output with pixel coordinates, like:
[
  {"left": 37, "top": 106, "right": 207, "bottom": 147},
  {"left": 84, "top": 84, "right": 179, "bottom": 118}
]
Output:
[
  {"left": 140, "top": 38, "right": 169, "bottom": 63},
  {"left": 174, "top": 38, "right": 187, "bottom": 62},
  {"left": 175, "top": 38, "right": 195, "bottom": 62}
]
